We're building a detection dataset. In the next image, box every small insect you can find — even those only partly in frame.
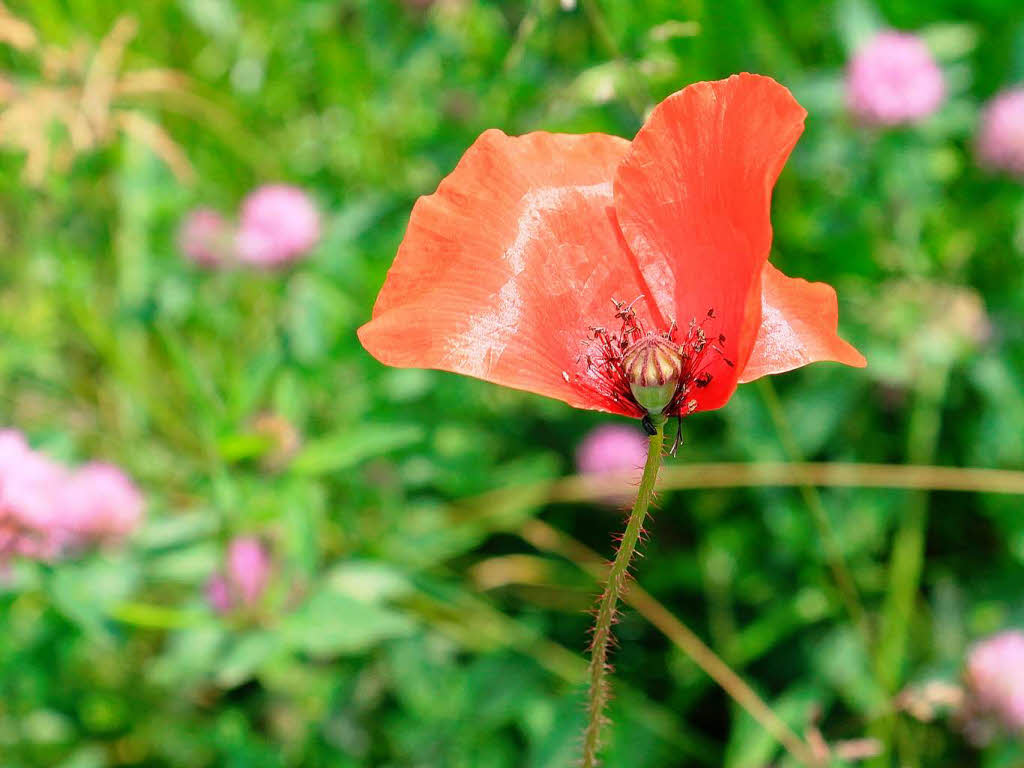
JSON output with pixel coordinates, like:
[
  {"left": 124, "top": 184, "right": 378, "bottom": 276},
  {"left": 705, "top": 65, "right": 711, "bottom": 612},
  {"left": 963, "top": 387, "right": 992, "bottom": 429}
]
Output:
[{"left": 641, "top": 413, "right": 684, "bottom": 453}]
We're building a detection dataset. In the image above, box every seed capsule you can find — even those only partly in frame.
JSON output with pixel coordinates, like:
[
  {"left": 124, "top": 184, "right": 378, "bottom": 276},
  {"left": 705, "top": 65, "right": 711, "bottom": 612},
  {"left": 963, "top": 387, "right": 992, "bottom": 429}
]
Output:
[{"left": 621, "top": 334, "right": 683, "bottom": 414}]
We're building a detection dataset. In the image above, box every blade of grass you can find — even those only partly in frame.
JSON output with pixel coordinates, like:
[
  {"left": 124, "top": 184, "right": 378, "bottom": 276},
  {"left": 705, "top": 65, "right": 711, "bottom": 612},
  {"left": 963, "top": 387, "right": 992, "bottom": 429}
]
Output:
[
  {"left": 870, "top": 364, "right": 950, "bottom": 766},
  {"left": 457, "top": 461, "right": 1024, "bottom": 527},
  {"left": 579, "top": 0, "right": 651, "bottom": 120},
  {"left": 757, "top": 379, "right": 871, "bottom": 648}
]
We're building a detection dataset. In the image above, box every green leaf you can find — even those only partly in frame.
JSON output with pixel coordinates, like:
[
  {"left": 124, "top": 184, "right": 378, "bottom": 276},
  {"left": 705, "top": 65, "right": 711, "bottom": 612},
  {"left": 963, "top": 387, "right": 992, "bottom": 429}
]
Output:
[
  {"left": 216, "top": 631, "right": 282, "bottom": 688},
  {"left": 111, "top": 602, "right": 202, "bottom": 630},
  {"left": 49, "top": 557, "right": 140, "bottom": 636},
  {"left": 216, "top": 432, "right": 276, "bottom": 463},
  {"left": 325, "top": 561, "right": 413, "bottom": 602},
  {"left": 921, "top": 22, "right": 979, "bottom": 61},
  {"left": 525, "top": 693, "right": 586, "bottom": 768},
  {"left": 281, "top": 591, "right": 415, "bottom": 657},
  {"left": 289, "top": 424, "right": 424, "bottom": 476},
  {"left": 724, "top": 685, "right": 821, "bottom": 768},
  {"left": 135, "top": 512, "right": 220, "bottom": 551},
  {"left": 835, "top": 0, "right": 885, "bottom": 54},
  {"left": 148, "top": 625, "right": 226, "bottom": 688}
]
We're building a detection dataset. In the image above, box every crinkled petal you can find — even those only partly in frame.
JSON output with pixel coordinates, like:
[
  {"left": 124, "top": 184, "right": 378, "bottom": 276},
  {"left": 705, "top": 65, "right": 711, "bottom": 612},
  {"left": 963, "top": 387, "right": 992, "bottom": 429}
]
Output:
[
  {"left": 614, "top": 74, "right": 807, "bottom": 410},
  {"left": 358, "top": 129, "right": 654, "bottom": 416},
  {"left": 739, "top": 263, "right": 866, "bottom": 382}
]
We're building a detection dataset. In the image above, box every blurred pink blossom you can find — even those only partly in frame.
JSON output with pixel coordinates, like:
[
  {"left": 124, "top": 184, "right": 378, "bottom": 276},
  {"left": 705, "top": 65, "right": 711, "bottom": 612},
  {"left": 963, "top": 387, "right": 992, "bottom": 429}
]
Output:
[
  {"left": 207, "top": 536, "right": 271, "bottom": 613},
  {"left": 178, "top": 207, "right": 232, "bottom": 267},
  {"left": 846, "top": 31, "right": 945, "bottom": 126},
  {"left": 227, "top": 536, "right": 271, "bottom": 605},
  {"left": 964, "top": 630, "right": 1024, "bottom": 738},
  {"left": 206, "top": 574, "right": 233, "bottom": 615},
  {"left": 977, "top": 88, "right": 1024, "bottom": 177},
  {"left": 61, "top": 463, "right": 144, "bottom": 544},
  {"left": 0, "top": 430, "right": 143, "bottom": 562},
  {"left": 577, "top": 424, "right": 649, "bottom": 478},
  {"left": 235, "top": 184, "right": 320, "bottom": 267},
  {"left": 0, "top": 430, "right": 67, "bottom": 560}
]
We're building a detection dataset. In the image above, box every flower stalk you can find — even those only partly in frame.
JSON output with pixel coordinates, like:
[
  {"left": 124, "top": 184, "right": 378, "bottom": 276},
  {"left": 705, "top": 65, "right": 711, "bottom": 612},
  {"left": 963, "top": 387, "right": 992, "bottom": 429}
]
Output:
[{"left": 582, "top": 414, "right": 666, "bottom": 767}]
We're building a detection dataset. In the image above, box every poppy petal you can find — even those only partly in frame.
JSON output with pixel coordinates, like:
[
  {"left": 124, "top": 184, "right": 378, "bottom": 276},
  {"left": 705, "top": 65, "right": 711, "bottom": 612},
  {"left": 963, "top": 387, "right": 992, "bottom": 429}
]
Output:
[
  {"left": 614, "top": 74, "right": 807, "bottom": 411},
  {"left": 358, "top": 129, "right": 653, "bottom": 416},
  {"left": 739, "top": 262, "right": 866, "bottom": 382}
]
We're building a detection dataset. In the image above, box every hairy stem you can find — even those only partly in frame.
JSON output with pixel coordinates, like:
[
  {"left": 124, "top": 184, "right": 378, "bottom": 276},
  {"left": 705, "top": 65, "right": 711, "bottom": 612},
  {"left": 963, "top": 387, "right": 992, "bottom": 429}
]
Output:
[
  {"left": 522, "top": 519, "right": 816, "bottom": 765},
  {"left": 581, "top": 415, "right": 665, "bottom": 767}
]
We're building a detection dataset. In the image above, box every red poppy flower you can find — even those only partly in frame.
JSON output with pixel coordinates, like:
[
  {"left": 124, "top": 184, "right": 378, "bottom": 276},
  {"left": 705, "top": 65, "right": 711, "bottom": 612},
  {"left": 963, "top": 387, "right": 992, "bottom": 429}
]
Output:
[{"left": 358, "top": 74, "right": 865, "bottom": 421}]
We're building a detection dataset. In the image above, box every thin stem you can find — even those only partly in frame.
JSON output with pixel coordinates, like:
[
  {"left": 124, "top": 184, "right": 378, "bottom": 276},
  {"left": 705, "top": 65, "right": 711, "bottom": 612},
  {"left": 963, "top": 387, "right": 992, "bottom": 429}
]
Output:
[
  {"left": 409, "top": 575, "right": 717, "bottom": 758},
  {"left": 522, "top": 520, "right": 817, "bottom": 766},
  {"left": 559, "top": 461, "right": 1024, "bottom": 497},
  {"left": 869, "top": 364, "right": 950, "bottom": 766},
  {"left": 581, "top": 415, "right": 665, "bottom": 767},
  {"left": 757, "top": 379, "right": 870, "bottom": 647},
  {"left": 874, "top": 369, "right": 948, "bottom": 687},
  {"left": 580, "top": 0, "right": 622, "bottom": 60},
  {"left": 579, "top": 0, "right": 649, "bottom": 120},
  {"left": 502, "top": 0, "right": 543, "bottom": 73}
]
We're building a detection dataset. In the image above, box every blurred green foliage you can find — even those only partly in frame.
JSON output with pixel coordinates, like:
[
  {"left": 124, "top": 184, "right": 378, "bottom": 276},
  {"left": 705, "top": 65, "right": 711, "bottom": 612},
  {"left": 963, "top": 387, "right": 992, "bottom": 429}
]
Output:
[{"left": 1, "top": 0, "right": 1023, "bottom": 766}]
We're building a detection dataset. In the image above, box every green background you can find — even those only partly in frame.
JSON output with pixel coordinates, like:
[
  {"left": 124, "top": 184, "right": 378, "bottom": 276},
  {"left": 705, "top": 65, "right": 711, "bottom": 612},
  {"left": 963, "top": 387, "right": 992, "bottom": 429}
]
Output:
[{"left": 1, "top": 0, "right": 1023, "bottom": 765}]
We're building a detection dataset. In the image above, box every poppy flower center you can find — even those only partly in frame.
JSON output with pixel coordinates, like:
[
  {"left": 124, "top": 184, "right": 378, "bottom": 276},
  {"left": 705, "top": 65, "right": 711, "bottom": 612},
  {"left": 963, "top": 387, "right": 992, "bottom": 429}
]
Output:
[
  {"left": 570, "top": 297, "right": 734, "bottom": 421},
  {"left": 621, "top": 334, "right": 683, "bottom": 414}
]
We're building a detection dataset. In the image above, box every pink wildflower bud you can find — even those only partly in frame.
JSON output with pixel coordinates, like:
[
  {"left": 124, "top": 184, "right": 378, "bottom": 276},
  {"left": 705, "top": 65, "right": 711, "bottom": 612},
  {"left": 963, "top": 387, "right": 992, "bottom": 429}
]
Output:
[
  {"left": 1, "top": 431, "right": 145, "bottom": 561},
  {"left": 576, "top": 424, "right": 650, "bottom": 506},
  {"left": 964, "top": 630, "right": 1024, "bottom": 738},
  {"left": 206, "top": 574, "right": 234, "bottom": 615},
  {"left": 226, "top": 536, "right": 271, "bottom": 606},
  {"left": 178, "top": 207, "right": 232, "bottom": 267},
  {"left": 0, "top": 430, "right": 68, "bottom": 560},
  {"left": 61, "top": 463, "right": 144, "bottom": 545},
  {"left": 576, "top": 425, "right": 650, "bottom": 477},
  {"left": 251, "top": 412, "right": 301, "bottom": 471},
  {"left": 235, "top": 184, "right": 320, "bottom": 267},
  {"left": 846, "top": 31, "right": 945, "bottom": 126},
  {"left": 977, "top": 88, "right": 1024, "bottom": 177}
]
